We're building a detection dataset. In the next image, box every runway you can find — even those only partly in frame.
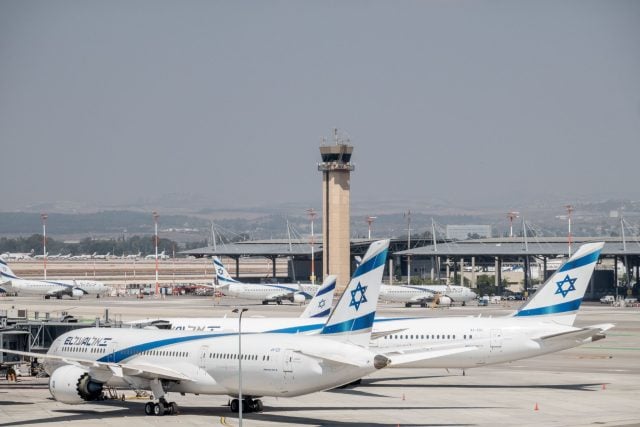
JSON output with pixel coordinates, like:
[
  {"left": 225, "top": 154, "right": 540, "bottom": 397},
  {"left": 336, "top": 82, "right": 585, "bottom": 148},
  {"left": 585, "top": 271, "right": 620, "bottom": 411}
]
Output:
[{"left": 0, "top": 296, "right": 639, "bottom": 426}]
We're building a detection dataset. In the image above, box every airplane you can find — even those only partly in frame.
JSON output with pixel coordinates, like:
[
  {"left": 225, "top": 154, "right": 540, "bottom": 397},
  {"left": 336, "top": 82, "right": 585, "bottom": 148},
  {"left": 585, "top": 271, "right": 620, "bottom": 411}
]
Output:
[
  {"left": 145, "top": 250, "right": 169, "bottom": 260},
  {"left": 132, "top": 242, "right": 612, "bottom": 373},
  {"left": 129, "top": 275, "right": 337, "bottom": 332},
  {"left": 374, "top": 241, "right": 613, "bottom": 368},
  {"left": 0, "top": 240, "right": 405, "bottom": 416},
  {"left": 93, "top": 252, "right": 111, "bottom": 260},
  {"left": 71, "top": 252, "right": 97, "bottom": 260},
  {"left": 214, "top": 257, "right": 313, "bottom": 304},
  {"left": 0, "top": 250, "right": 34, "bottom": 260},
  {"left": 0, "top": 258, "right": 107, "bottom": 299},
  {"left": 124, "top": 252, "right": 142, "bottom": 260},
  {"left": 379, "top": 283, "right": 478, "bottom": 307},
  {"left": 353, "top": 255, "right": 477, "bottom": 307}
]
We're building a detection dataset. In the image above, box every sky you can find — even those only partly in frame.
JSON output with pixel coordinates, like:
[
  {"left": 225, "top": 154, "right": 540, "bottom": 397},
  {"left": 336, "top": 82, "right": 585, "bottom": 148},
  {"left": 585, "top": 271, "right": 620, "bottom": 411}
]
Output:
[{"left": 1, "top": 1, "right": 639, "bottom": 212}]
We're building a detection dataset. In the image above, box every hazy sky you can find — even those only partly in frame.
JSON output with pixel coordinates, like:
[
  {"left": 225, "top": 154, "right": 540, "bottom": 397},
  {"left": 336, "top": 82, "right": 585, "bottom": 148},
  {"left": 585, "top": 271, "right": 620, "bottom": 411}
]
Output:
[{"left": 1, "top": 1, "right": 639, "bottom": 211}]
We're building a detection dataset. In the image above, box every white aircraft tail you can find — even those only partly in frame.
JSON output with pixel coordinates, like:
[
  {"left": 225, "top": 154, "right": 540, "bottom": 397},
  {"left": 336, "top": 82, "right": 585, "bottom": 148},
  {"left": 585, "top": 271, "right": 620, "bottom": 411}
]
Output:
[
  {"left": 213, "top": 256, "right": 241, "bottom": 286},
  {"left": 320, "top": 239, "right": 389, "bottom": 347},
  {"left": 0, "top": 258, "right": 19, "bottom": 281},
  {"left": 513, "top": 242, "right": 604, "bottom": 325},
  {"left": 300, "top": 275, "right": 336, "bottom": 318}
]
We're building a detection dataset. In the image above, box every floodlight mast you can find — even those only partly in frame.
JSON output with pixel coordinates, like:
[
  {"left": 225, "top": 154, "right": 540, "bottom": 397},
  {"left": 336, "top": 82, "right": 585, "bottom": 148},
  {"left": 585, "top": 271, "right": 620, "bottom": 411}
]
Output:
[
  {"left": 565, "top": 205, "right": 574, "bottom": 256},
  {"left": 366, "top": 216, "right": 377, "bottom": 240},
  {"left": 153, "top": 211, "right": 160, "bottom": 297},
  {"left": 41, "top": 213, "right": 48, "bottom": 280},
  {"left": 507, "top": 211, "right": 519, "bottom": 238},
  {"left": 306, "top": 208, "right": 317, "bottom": 284}
]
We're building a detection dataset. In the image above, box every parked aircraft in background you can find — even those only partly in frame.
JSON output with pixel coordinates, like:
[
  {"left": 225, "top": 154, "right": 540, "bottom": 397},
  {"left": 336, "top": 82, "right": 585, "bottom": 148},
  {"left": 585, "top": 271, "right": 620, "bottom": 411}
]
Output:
[
  {"left": 129, "top": 275, "right": 337, "bottom": 332},
  {"left": 379, "top": 283, "right": 477, "bottom": 307},
  {"left": 1, "top": 240, "right": 393, "bottom": 416},
  {"left": 93, "top": 252, "right": 111, "bottom": 260},
  {"left": 145, "top": 250, "right": 169, "bottom": 260},
  {"left": 0, "top": 258, "right": 107, "bottom": 298},
  {"left": 124, "top": 252, "right": 142, "bottom": 260},
  {"left": 71, "top": 252, "right": 97, "bottom": 260},
  {"left": 214, "top": 257, "right": 313, "bottom": 304},
  {"left": 0, "top": 251, "right": 34, "bottom": 260}
]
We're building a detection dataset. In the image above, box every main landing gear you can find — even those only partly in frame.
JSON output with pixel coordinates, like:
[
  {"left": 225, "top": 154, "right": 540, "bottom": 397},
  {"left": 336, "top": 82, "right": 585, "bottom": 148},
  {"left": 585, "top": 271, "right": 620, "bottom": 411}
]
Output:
[
  {"left": 144, "top": 398, "right": 178, "bottom": 416},
  {"left": 229, "top": 397, "right": 263, "bottom": 413}
]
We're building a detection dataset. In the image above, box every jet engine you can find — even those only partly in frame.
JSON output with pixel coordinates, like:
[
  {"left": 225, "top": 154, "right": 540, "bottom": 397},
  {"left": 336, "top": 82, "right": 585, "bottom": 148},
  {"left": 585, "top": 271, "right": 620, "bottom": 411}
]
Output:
[
  {"left": 49, "top": 365, "right": 104, "bottom": 404},
  {"left": 436, "top": 296, "right": 452, "bottom": 306},
  {"left": 71, "top": 288, "right": 86, "bottom": 298},
  {"left": 291, "top": 293, "right": 306, "bottom": 304}
]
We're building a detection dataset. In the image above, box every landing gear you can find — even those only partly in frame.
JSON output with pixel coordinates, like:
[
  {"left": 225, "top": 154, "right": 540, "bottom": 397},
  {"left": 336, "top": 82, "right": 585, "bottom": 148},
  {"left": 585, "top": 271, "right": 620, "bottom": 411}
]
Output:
[
  {"left": 145, "top": 398, "right": 178, "bottom": 416},
  {"left": 144, "top": 378, "right": 178, "bottom": 416},
  {"left": 229, "top": 398, "right": 263, "bottom": 413}
]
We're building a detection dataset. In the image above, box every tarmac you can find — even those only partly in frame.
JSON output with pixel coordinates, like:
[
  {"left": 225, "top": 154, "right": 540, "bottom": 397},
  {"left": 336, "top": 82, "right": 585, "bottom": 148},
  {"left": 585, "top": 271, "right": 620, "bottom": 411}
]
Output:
[{"left": 0, "top": 295, "right": 639, "bottom": 426}]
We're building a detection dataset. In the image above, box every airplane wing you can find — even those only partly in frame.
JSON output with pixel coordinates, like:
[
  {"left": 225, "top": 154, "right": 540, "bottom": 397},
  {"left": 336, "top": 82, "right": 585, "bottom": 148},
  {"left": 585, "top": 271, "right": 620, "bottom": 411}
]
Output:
[
  {"left": 0, "top": 348, "right": 191, "bottom": 382},
  {"left": 534, "top": 323, "right": 615, "bottom": 344},
  {"left": 382, "top": 345, "right": 478, "bottom": 366}
]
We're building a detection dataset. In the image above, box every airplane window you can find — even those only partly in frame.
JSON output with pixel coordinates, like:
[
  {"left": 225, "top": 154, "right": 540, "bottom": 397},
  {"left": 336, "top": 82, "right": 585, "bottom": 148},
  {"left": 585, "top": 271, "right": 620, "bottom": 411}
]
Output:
[
  {"left": 410, "top": 335, "right": 414, "bottom": 339},
  {"left": 470, "top": 335, "right": 473, "bottom": 339},
  {"left": 447, "top": 335, "right": 450, "bottom": 339},
  {"left": 464, "top": 335, "right": 466, "bottom": 339},
  {"left": 453, "top": 335, "right": 456, "bottom": 339},
  {"left": 437, "top": 335, "right": 440, "bottom": 339}
]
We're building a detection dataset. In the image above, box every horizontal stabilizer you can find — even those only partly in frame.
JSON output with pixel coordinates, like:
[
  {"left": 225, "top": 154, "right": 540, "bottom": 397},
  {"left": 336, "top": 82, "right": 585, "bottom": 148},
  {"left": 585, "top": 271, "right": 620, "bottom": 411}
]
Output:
[
  {"left": 534, "top": 323, "right": 615, "bottom": 344},
  {"left": 293, "top": 349, "right": 366, "bottom": 367},
  {"left": 384, "top": 345, "right": 478, "bottom": 366}
]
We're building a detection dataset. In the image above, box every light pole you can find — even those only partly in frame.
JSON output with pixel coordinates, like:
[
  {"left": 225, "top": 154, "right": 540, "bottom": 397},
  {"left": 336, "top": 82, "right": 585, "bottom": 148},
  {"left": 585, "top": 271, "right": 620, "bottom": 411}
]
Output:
[
  {"left": 40, "top": 213, "right": 48, "bottom": 279},
  {"left": 306, "top": 208, "right": 316, "bottom": 284},
  {"left": 507, "top": 211, "right": 519, "bottom": 238},
  {"left": 565, "top": 205, "right": 574, "bottom": 256},
  {"left": 152, "top": 211, "right": 159, "bottom": 297},
  {"left": 232, "top": 307, "right": 248, "bottom": 425},
  {"left": 366, "top": 216, "right": 377, "bottom": 240}
]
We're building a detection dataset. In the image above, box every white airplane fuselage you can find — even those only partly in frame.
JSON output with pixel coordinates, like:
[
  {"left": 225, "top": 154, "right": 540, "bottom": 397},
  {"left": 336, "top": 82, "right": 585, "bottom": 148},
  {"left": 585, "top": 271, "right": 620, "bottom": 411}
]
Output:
[
  {"left": 137, "top": 313, "right": 599, "bottom": 369},
  {"left": 45, "top": 328, "right": 381, "bottom": 400},
  {"left": 223, "top": 283, "right": 304, "bottom": 304}
]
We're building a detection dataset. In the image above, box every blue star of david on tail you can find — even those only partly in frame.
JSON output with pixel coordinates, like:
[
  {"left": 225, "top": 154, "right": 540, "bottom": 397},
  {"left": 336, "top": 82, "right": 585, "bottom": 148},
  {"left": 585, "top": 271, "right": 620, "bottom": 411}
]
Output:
[
  {"left": 349, "top": 282, "right": 368, "bottom": 311},
  {"left": 555, "top": 274, "right": 577, "bottom": 298},
  {"left": 318, "top": 299, "right": 326, "bottom": 309}
]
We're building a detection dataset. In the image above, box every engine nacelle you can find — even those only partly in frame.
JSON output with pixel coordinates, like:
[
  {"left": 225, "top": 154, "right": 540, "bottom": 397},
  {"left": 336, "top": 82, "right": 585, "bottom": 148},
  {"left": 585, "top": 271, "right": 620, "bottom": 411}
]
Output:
[
  {"left": 71, "top": 288, "right": 86, "bottom": 298},
  {"left": 49, "top": 365, "right": 104, "bottom": 404},
  {"left": 436, "top": 296, "right": 452, "bottom": 306},
  {"left": 292, "top": 293, "right": 306, "bottom": 304}
]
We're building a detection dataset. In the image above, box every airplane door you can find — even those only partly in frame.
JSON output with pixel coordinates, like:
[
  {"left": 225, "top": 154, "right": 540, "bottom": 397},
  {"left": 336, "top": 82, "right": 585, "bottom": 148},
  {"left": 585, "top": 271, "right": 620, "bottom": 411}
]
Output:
[
  {"left": 282, "top": 350, "right": 294, "bottom": 384},
  {"left": 490, "top": 329, "right": 503, "bottom": 350},
  {"left": 199, "top": 345, "right": 209, "bottom": 370}
]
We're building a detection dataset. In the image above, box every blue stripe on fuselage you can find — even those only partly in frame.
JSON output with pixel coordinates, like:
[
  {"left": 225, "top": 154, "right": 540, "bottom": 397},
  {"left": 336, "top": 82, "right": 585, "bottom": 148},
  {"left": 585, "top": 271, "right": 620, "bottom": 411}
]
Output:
[{"left": 310, "top": 309, "right": 331, "bottom": 318}]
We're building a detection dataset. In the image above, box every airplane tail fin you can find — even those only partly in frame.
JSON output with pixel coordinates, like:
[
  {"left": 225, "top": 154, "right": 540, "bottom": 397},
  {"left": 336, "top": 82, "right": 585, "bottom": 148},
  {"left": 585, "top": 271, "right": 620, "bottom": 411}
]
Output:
[
  {"left": 300, "top": 275, "right": 336, "bottom": 318},
  {"left": 213, "top": 256, "right": 241, "bottom": 286},
  {"left": 320, "top": 239, "right": 389, "bottom": 347},
  {"left": 513, "top": 242, "right": 604, "bottom": 325},
  {"left": 0, "top": 258, "right": 19, "bottom": 280}
]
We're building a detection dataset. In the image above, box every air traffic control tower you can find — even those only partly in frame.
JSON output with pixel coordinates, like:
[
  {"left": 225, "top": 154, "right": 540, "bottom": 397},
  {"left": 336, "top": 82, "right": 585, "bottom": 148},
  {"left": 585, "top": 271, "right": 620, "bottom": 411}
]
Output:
[{"left": 318, "top": 134, "right": 354, "bottom": 291}]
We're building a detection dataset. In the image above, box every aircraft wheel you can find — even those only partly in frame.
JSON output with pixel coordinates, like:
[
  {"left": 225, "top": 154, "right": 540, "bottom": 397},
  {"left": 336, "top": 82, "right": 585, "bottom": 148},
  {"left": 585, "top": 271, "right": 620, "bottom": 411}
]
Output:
[
  {"left": 144, "top": 402, "right": 154, "bottom": 416},
  {"left": 230, "top": 399, "right": 239, "bottom": 412},
  {"left": 276, "top": 300, "right": 282, "bottom": 305},
  {"left": 254, "top": 399, "right": 263, "bottom": 412},
  {"left": 169, "top": 402, "right": 178, "bottom": 415},
  {"left": 154, "top": 402, "right": 166, "bottom": 416},
  {"left": 404, "top": 303, "right": 411, "bottom": 308},
  {"left": 262, "top": 301, "right": 268, "bottom": 305}
]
